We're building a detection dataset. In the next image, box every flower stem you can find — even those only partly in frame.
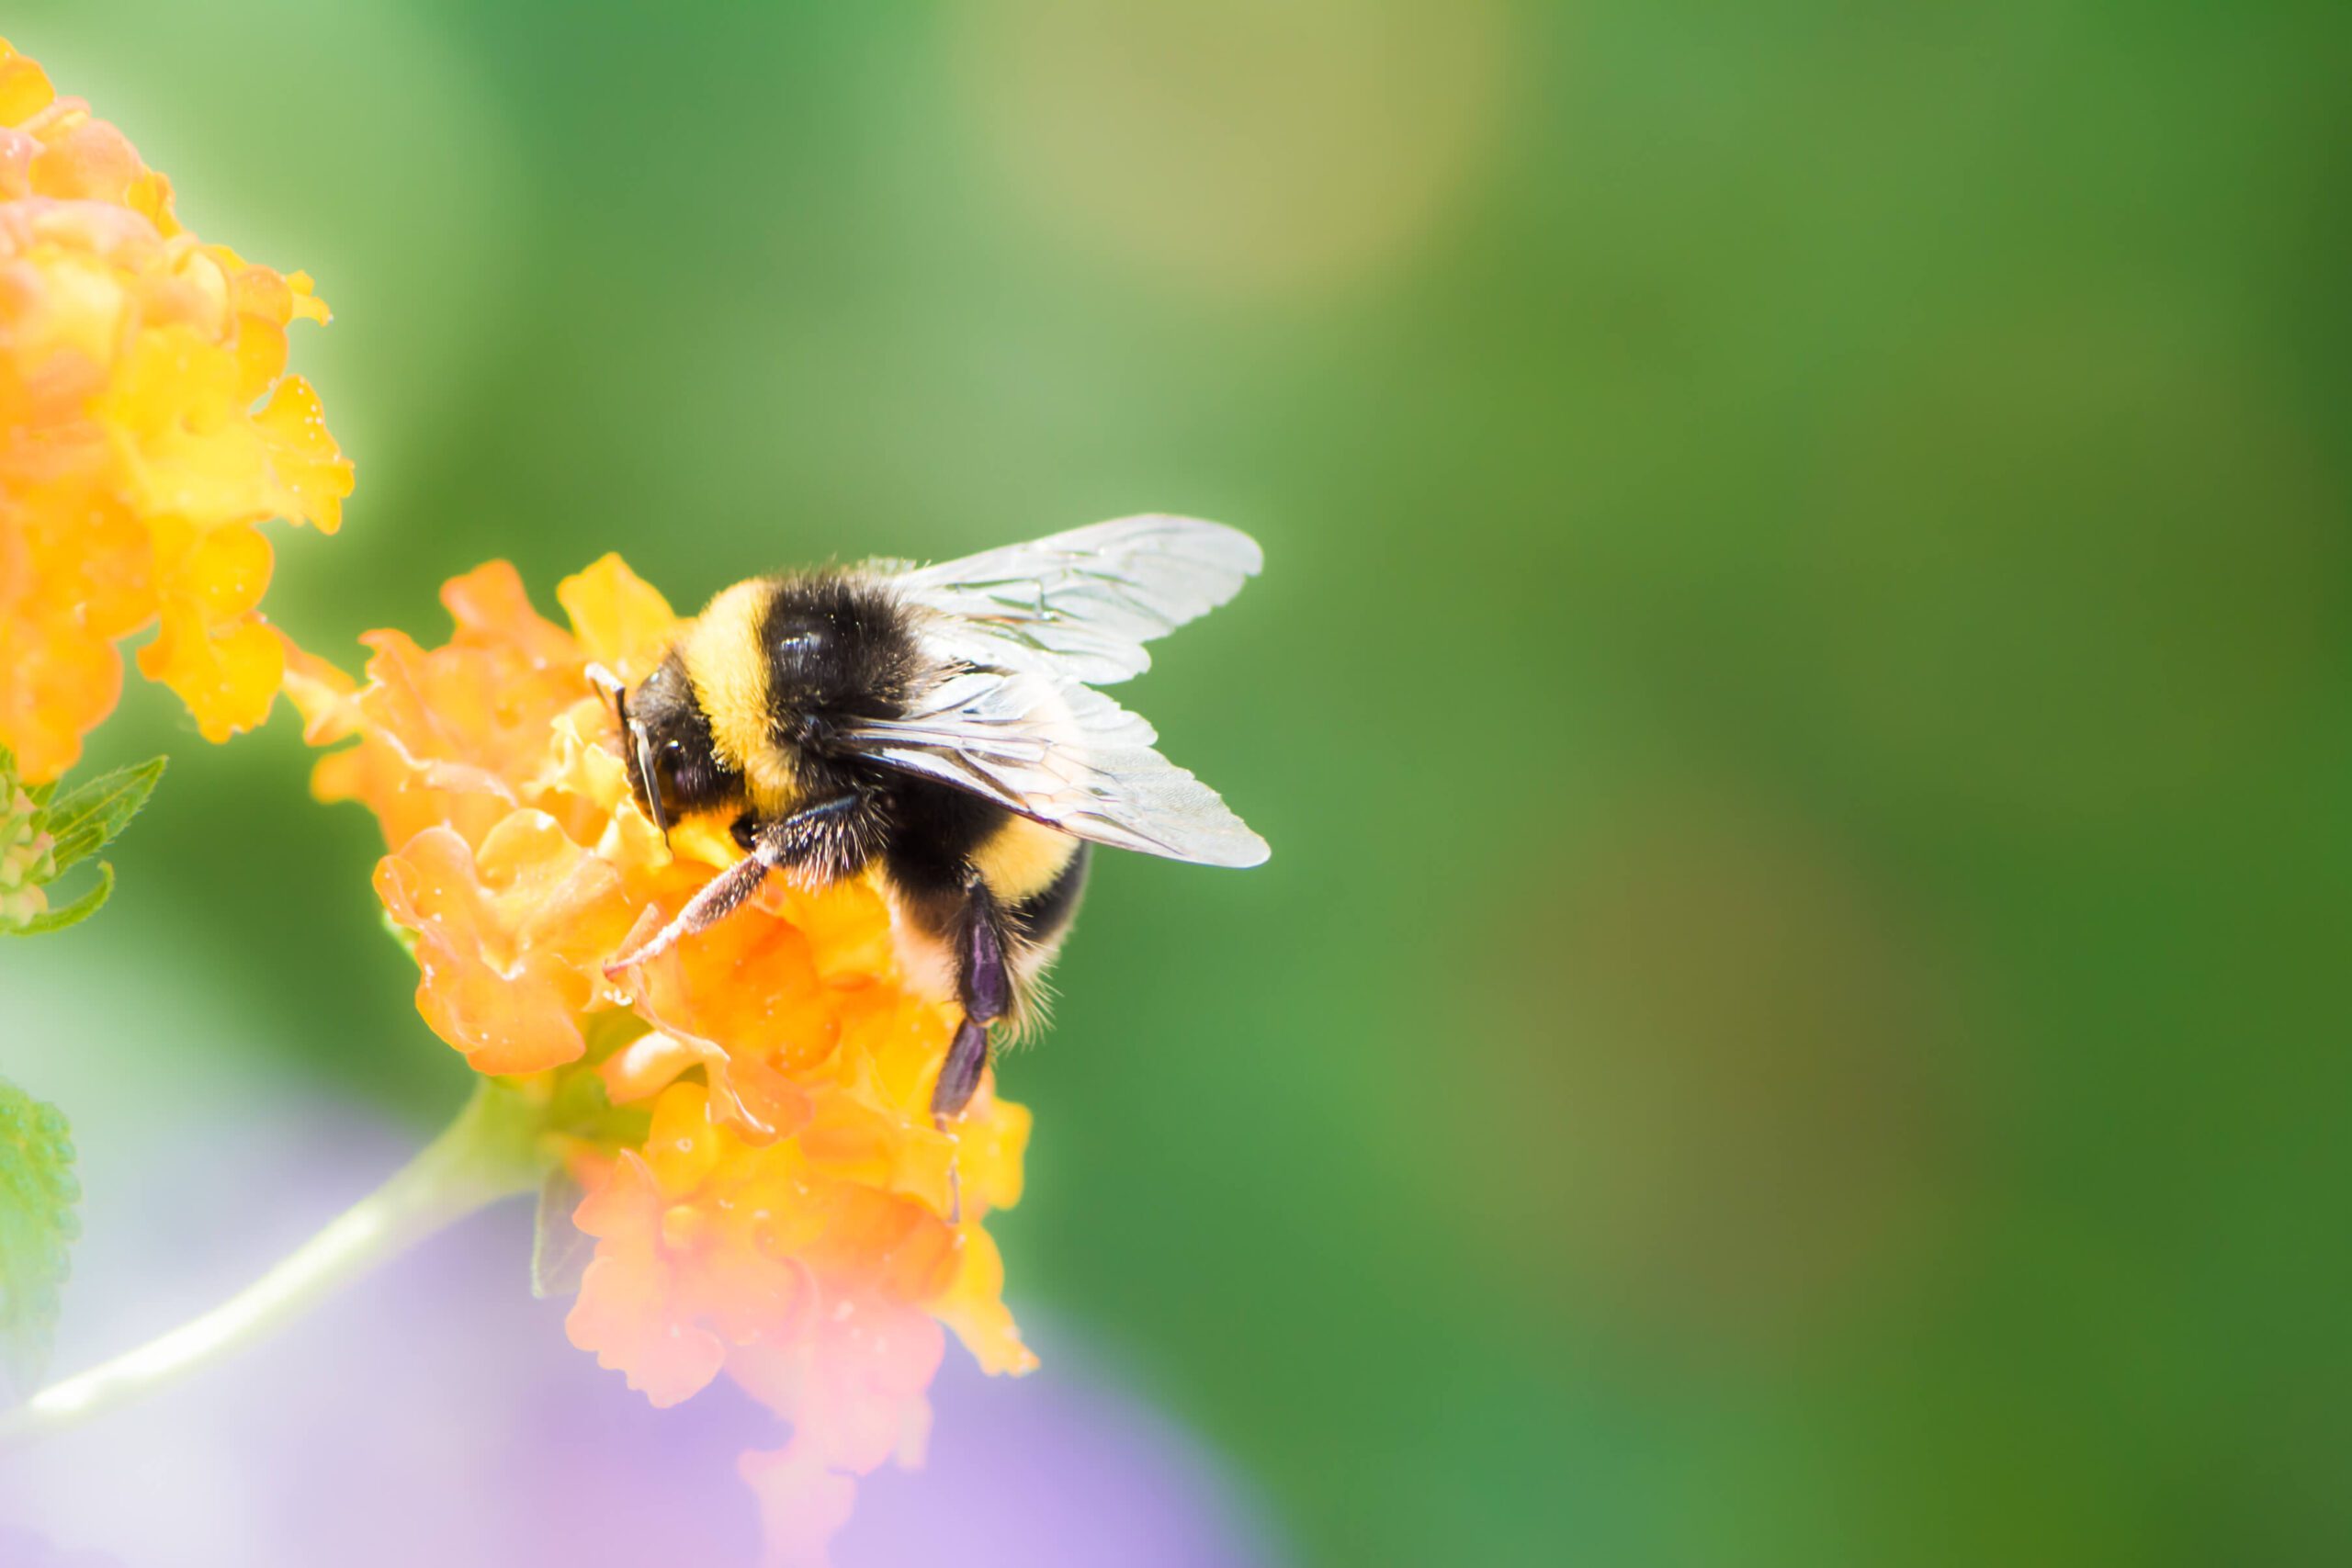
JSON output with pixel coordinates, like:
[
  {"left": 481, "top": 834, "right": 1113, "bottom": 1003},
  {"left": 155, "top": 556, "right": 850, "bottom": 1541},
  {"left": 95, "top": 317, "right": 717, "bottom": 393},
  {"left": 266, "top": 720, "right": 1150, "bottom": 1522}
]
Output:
[{"left": 0, "top": 1077, "right": 548, "bottom": 1447}]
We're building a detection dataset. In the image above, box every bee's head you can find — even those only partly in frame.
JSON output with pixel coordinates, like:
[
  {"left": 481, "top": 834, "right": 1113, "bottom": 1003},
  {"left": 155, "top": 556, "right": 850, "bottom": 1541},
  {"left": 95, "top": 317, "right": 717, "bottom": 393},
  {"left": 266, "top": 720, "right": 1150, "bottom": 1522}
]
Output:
[{"left": 616, "top": 652, "right": 738, "bottom": 838}]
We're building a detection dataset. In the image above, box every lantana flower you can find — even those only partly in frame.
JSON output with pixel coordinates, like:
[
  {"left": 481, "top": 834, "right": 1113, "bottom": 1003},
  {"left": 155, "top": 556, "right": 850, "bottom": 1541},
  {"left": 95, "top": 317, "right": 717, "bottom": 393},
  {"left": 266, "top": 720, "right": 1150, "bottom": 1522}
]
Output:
[
  {"left": 0, "top": 37, "right": 352, "bottom": 783},
  {"left": 284, "top": 557, "right": 1035, "bottom": 1565}
]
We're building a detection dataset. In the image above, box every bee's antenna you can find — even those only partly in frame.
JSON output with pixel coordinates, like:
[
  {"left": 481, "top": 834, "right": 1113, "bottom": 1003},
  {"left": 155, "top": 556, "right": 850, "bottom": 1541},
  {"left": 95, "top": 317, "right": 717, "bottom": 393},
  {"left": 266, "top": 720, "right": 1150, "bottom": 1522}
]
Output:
[
  {"left": 633, "top": 724, "right": 671, "bottom": 842},
  {"left": 587, "top": 663, "right": 672, "bottom": 843}
]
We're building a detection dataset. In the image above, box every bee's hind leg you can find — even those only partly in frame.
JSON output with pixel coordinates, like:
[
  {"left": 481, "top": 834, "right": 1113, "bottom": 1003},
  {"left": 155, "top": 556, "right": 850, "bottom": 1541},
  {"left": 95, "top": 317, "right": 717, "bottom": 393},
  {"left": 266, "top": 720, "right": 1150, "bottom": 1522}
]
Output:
[
  {"left": 931, "top": 868, "right": 1015, "bottom": 1224},
  {"left": 931, "top": 874, "right": 1012, "bottom": 1226},
  {"left": 933, "top": 867, "right": 1012, "bottom": 1122},
  {"left": 933, "top": 1018, "right": 993, "bottom": 1127}
]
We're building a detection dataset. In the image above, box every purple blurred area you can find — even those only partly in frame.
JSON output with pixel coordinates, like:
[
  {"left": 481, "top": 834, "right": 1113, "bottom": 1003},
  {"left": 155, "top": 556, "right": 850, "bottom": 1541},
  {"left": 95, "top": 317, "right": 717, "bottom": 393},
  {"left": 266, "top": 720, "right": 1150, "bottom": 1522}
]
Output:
[{"left": 0, "top": 1101, "right": 1286, "bottom": 1568}]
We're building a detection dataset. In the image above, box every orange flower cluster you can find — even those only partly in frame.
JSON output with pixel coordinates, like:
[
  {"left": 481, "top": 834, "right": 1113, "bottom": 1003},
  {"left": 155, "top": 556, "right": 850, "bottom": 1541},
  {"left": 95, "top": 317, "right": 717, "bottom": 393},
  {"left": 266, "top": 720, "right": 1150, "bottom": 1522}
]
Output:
[
  {"left": 285, "top": 558, "right": 1035, "bottom": 1565},
  {"left": 0, "top": 38, "right": 351, "bottom": 782}
]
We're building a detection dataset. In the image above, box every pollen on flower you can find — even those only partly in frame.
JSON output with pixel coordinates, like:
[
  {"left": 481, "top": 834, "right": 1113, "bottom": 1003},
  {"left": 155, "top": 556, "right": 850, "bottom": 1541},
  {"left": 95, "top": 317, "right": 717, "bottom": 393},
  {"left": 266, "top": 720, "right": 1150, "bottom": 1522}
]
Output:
[
  {"left": 291, "top": 555, "right": 1036, "bottom": 1564},
  {"left": 0, "top": 37, "right": 352, "bottom": 781}
]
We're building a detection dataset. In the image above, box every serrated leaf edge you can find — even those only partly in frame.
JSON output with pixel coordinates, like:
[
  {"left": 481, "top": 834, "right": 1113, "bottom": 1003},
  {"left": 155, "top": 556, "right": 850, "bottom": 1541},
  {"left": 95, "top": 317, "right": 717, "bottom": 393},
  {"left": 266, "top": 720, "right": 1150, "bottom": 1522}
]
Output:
[
  {"left": 5, "top": 863, "right": 113, "bottom": 936},
  {"left": 44, "top": 757, "right": 166, "bottom": 873}
]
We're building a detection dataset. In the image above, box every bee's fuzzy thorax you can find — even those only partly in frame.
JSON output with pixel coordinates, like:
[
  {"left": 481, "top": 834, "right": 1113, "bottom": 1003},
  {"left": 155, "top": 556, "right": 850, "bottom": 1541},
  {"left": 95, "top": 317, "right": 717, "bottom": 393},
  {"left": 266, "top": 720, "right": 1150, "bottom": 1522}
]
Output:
[
  {"left": 754, "top": 570, "right": 925, "bottom": 718},
  {"left": 680, "top": 579, "right": 789, "bottom": 810},
  {"left": 676, "top": 571, "right": 925, "bottom": 818}
]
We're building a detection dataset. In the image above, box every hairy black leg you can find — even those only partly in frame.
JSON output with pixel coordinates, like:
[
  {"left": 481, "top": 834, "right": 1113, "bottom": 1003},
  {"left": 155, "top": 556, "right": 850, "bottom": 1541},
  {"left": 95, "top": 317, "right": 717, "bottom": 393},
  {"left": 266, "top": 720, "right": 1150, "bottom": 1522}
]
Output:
[
  {"left": 932, "top": 869, "right": 1011, "bottom": 1121},
  {"left": 932, "top": 870, "right": 1014, "bottom": 1224},
  {"left": 604, "top": 792, "right": 872, "bottom": 976},
  {"left": 933, "top": 1018, "right": 992, "bottom": 1127},
  {"left": 745, "top": 790, "right": 876, "bottom": 882}
]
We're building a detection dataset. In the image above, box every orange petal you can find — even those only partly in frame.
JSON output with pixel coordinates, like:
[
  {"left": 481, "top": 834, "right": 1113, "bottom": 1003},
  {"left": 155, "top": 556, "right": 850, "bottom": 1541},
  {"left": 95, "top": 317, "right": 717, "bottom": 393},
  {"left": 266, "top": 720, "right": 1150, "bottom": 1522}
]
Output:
[
  {"left": 275, "top": 630, "right": 361, "bottom": 746},
  {"left": 373, "top": 815, "right": 635, "bottom": 1075},
  {"left": 933, "top": 1225, "right": 1037, "bottom": 1376},
  {"left": 566, "top": 1152, "right": 730, "bottom": 1407},
  {"left": 137, "top": 608, "right": 283, "bottom": 743},
  {"left": 597, "top": 1028, "right": 813, "bottom": 1145},
  {"left": 231, "top": 313, "right": 289, "bottom": 401},
  {"left": 0, "top": 50, "right": 56, "bottom": 126},
  {"left": 732, "top": 1296, "right": 947, "bottom": 1565},
  {"left": 441, "top": 559, "right": 575, "bottom": 664},
  {"left": 0, "top": 610, "right": 120, "bottom": 783},
  {"left": 558, "top": 553, "right": 680, "bottom": 675},
  {"left": 632, "top": 897, "right": 844, "bottom": 1075},
  {"left": 253, "top": 374, "right": 352, "bottom": 534},
  {"left": 30, "top": 115, "right": 140, "bottom": 204}
]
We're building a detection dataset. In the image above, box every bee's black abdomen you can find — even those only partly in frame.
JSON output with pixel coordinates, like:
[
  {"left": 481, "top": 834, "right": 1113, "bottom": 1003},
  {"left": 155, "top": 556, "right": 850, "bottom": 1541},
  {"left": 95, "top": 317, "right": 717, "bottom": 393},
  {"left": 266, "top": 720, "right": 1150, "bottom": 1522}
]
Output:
[
  {"left": 737, "top": 571, "right": 930, "bottom": 815},
  {"left": 882, "top": 775, "right": 1013, "bottom": 908}
]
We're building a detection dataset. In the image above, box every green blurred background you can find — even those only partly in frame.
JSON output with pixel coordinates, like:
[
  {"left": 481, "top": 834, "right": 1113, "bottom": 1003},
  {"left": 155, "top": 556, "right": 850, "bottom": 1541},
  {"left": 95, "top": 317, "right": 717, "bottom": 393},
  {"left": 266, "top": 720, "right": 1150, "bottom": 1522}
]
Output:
[{"left": 10, "top": 1, "right": 2350, "bottom": 1562}]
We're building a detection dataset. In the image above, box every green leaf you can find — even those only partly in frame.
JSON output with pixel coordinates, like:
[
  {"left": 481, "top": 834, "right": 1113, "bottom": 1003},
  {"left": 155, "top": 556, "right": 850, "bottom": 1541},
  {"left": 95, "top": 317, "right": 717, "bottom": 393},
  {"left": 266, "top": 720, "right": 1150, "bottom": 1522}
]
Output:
[
  {"left": 6, "top": 863, "right": 113, "bottom": 937},
  {"left": 43, "top": 756, "right": 166, "bottom": 873},
  {"left": 0, "top": 1076, "right": 80, "bottom": 1394}
]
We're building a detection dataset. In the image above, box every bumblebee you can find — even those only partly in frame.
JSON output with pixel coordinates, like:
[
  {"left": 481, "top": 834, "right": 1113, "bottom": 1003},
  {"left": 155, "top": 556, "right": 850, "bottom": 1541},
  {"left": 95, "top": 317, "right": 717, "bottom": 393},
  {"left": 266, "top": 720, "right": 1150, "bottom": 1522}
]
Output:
[{"left": 597, "top": 515, "right": 1269, "bottom": 1121}]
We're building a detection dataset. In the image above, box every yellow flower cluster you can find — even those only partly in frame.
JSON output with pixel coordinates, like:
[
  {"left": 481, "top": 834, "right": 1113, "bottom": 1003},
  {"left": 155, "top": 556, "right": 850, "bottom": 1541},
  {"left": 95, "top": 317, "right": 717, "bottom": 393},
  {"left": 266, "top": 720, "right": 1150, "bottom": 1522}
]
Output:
[
  {"left": 286, "top": 558, "right": 1035, "bottom": 1565},
  {"left": 0, "top": 38, "right": 351, "bottom": 782}
]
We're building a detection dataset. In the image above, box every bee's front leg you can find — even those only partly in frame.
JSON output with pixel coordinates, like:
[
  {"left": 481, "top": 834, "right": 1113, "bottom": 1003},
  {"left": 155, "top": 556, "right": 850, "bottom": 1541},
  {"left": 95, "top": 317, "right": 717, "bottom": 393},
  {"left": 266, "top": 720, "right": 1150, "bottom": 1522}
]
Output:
[{"left": 605, "top": 792, "right": 876, "bottom": 976}]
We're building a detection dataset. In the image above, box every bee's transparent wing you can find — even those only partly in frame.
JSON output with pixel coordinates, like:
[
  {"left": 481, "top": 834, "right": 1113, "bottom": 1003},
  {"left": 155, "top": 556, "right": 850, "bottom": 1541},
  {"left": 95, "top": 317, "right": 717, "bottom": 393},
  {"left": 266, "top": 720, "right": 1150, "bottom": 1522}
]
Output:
[
  {"left": 886, "top": 514, "right": 1263, "bottom": 684},
  {"left": 862, "top": 516, "right": 1268, "bottom": 864},
  {"left": 838, "top": 669, "right": 1269, "bottom": 868}
]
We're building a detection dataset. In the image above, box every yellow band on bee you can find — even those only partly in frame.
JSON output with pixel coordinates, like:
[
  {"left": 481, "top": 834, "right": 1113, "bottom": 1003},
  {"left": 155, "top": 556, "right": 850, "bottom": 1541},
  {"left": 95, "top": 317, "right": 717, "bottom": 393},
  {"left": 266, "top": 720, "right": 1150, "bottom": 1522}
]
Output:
[
  {"left": 682, "top": 579, "right": 800, "bottom": 815},
  {"left": 973, "top": 815, "right": 1079, "bottom": 905}
]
